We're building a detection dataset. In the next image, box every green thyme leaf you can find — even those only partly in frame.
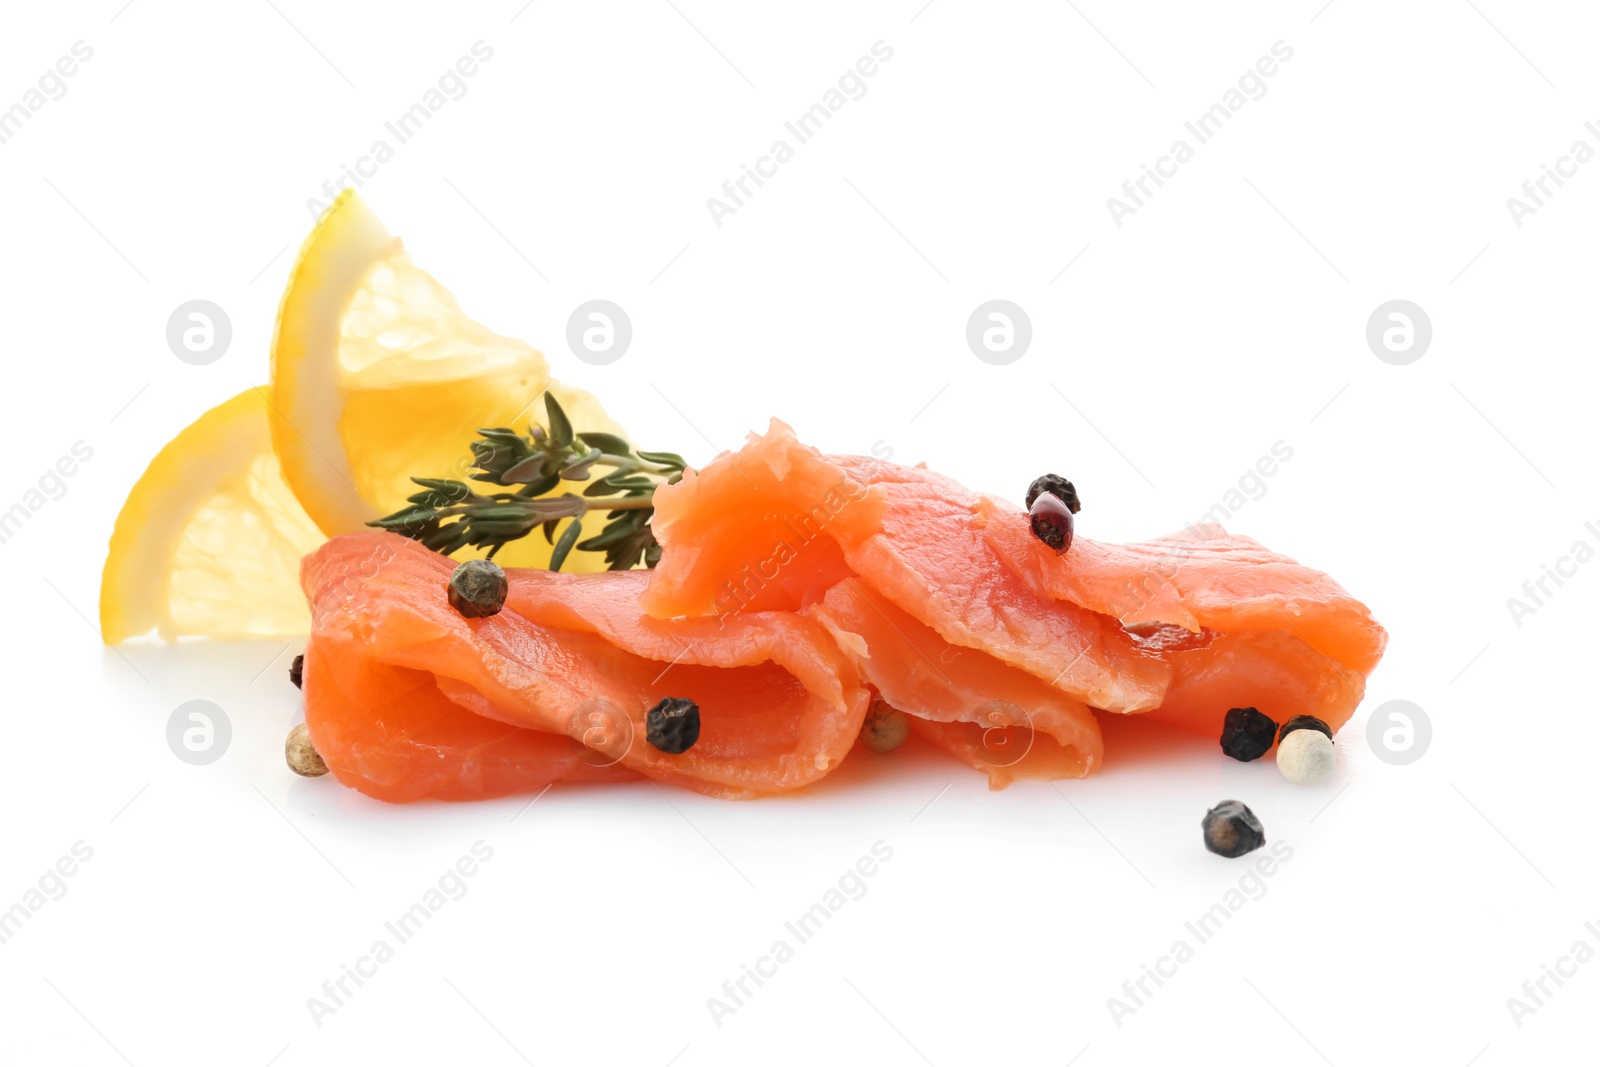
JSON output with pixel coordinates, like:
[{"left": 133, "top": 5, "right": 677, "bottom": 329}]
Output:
[
  {"left": 547, "top": 517, "right": 585, "bottom": 572},
  {"left": 379, "top": 407, "right": 685, "bottom": 570},
  {"left": 544, "top": 393, "right": 573, "bottom": 448}
]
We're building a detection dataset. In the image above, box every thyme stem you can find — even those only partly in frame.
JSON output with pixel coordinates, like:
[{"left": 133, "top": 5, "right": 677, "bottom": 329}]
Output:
[{"left": 367, "top": 392, "right": 686, "bottom": 571}]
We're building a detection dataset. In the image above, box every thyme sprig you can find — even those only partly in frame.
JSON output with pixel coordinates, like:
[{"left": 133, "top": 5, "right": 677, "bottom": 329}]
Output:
[{"left": 368, "top": 393, "right": 685, "bottom": 571}]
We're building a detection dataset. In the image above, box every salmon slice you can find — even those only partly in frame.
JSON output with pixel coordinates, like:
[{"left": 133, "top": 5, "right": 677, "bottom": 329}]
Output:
[
  {"left": 809, "top": 578, "right": 1102, "bottom": 782},
  {"left": 644, "top": 420, "right": 1171, "bottom": 713},
  {"left": 302, "top": 651, "right": 639, "bottom": 803},
  {"left": 978, "top": 500, "right": 1387, "bottom": 676},
  {"left": 302, "top": 533, "right": 871, "bottom": 800},
  {"left": 1137, "top": 627, "right": 1369, "bottom": 735},
  {"left": 303, "top": 423, "right": 1387, "bottom": 799},
  {"left": 645, "top": 420, "right": 1387, "bottom": 746},
  {"left": 978, "top": 498, "right": 1387, "bottom": 734}
]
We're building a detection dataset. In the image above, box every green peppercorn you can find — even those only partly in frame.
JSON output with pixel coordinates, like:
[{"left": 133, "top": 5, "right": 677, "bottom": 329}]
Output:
[
  {"left": 448, "top": 559, "right": 508, "bottom": 618},
  {"left": 859, "top": 699, "right": 910, "bottom": 753}
]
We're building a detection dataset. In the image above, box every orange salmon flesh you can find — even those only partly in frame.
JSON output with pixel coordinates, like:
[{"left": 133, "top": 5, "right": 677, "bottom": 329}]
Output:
[{"left": 299, "top": 420, "right": 1386, "bottom": 801}]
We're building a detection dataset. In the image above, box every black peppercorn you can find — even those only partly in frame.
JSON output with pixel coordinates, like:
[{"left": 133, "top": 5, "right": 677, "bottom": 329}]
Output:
[
  {"left": 1219, "top": 706, "right": 1278, "bottom": 762},
  {"left": 1202, "top": 800, "right": 1265, "bottom": 858},
  {"left": 1025, "top": 474, "right": 1081, "bottom": 514},
  {"left": 1028, "top": 493, "right": 1075, "bottom": 553},
  {"left": 646, "top": 697, "right": 700, "bottom": 754}
]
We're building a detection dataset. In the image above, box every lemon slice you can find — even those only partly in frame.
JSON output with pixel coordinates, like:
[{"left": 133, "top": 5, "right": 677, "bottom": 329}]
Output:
[
  {"left": 269, "top": 191, "right": 625, "bottom": 571},
  {"left": 99, "top": 389, "right": 326, "bottom": 642}
]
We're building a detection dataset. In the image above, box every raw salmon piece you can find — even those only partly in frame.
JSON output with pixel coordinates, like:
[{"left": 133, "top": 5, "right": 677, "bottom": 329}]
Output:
[
  {"left": 646, "top": 420, "right": 1386, "bottom": 744},
  {"left": 302, "top": 650, "right": 638, "bottom": 803},
  {"left": 1137, "top": 627, "right": 1369, "bottom": 735},
  {"left": 644, "top": 420, "right": 1171, "bottom": 713},
  {"left": 978, "top": 500, "right": 1387, "bottom": 675},
  {"left": 809, "top": 578, "right": 1102, "bottom": 780},
  {"left": 303, "top": 533, "right": 871, "bottom": 801},
  {"left": 978, "top": 498, "right": 1387, "bottom": 734}
]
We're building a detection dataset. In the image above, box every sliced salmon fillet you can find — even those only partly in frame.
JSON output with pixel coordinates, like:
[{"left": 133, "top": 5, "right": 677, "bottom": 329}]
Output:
[
  {"left": 1138, "top": 627, "right": 1369, "bottom": 735},
  {"left": 979, "top": 502, "right": 1387, "bottom": 676},
  {"left": 302, "top": 533, "right": 871, "bottom": 801},
  {"left": 978, "top": 499, "right": 1387, "bottom": 734},
  {"left": 645, "top": 420, "right": 1387, "bottom": 752},
  {"left": 645, "top": 421, "right": 1171, "bottom": 713},
  {"left": 809, "top": 579, "right": 1102, "bottom": 784},
  {"left": 300, "top": 423, "right": 1386, "bottom": 799},
  {"left": 302, "top": 650, "right": 639, "bottom": 803}
]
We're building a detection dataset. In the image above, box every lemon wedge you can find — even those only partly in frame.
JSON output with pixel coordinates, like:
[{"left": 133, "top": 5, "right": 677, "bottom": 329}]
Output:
[
  {"left": 99, "top": 389, "right": 326, "bottom": 642},
  {"left": 269, "top": 190, "right": 624, "bottom": 571},
  {"left": 101, "top": 194, "right": 633, "bottom": 643}
]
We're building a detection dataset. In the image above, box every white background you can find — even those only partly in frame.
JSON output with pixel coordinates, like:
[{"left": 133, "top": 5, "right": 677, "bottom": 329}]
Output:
[{"left": 1, "top": 1, "right": 1595, "bottom": 1064}]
